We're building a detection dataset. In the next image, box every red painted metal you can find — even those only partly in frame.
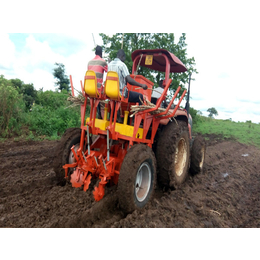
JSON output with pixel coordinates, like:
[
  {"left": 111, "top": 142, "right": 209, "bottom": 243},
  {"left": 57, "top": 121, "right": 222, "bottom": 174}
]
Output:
[
  {"left": 159, "top": 90, "right": 187, "bottom": 120},
  {"left": 132, "top": 49, "right": 187, "bottom": 87},
  {"left": 70, "top": 75, "right": 75, "bottom": 97},
  {"left": 154, "top": 86, "right": 181, "bottom": 117},
  {"left": 63, "top": 49, "right": 190, "bottom": 202},
  {"left": 80, "top": 80, "right": 85, "bottom": 97},
  {"left": 85, "top": 75, "right": 96, "bottom": 80},
  {"left": 132, "top": 49, "right": 187, "bottom": 73},
  {"left": 106, "top": 76, "right": 119, "bottom": 81}
]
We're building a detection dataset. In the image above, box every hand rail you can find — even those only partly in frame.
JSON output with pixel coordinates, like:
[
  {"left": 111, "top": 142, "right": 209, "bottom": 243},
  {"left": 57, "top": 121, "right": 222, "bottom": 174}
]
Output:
[
  {"left": 137, "top": 79, "right": 172, "bottom": 115},
  {"left": 154, "top": 86, "right": 181, "bottom": 117},
  {"left": 158, "top": 90, "right": 187, "bottom": 120}
]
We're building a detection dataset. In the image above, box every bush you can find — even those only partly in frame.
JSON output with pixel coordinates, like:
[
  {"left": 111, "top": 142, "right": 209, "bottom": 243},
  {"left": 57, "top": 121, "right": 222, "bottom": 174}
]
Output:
[
  {"left": 189, "top": 107, "right": 198, "bottom": 124},
  {"left": 0, "top": 75, "right": 84, "bottom": 139},
  {"left": 0, "top": 82, "right": 25, "bottom": 137},
  {"left": 10, "top": 78, "right": 38, "bottom": 111},
  {"left": 26, "top": 90, "right": 81, "bottom": 137},
  {"left": 35, "top": 89, "right": 69, "bottom": 110},
  {"left": 189, "top": 107, "right": 205, "bottom": 125}
]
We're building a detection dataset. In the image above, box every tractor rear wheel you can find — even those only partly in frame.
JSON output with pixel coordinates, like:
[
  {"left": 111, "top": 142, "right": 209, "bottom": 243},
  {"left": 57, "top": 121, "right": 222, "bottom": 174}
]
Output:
[
  {"left": 118, "top": 144, "right": 156, "bottom": 214},
  {"left": 53, "top": 128, "right": 85, "bottom": 185},
  {"left": 156, "top": 120, "right": 190, "bottom": 189},
  {"left": 190, "top": 135, "right": 206, "bottom": 175}
]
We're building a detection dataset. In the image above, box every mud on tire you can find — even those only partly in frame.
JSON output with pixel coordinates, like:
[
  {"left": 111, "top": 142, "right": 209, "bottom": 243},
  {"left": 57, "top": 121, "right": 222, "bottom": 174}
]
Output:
[
  {"left": 53, "top": 128, "right": 83, "bottom": 185},
  {"left": 156, "top": 120, "right": 190, "bottom": 189},
  {"left": 190, "top": 135, "right": 206, "bottom": 175},
  {"left": 118, "top": 144, "right": 157, "bottom": 214}
]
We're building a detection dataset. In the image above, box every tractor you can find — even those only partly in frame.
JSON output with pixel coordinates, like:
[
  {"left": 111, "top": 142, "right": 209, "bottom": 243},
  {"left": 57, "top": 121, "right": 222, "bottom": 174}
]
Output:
[{"left": 53, "top": 49, "right": 206, "bottom": 214}]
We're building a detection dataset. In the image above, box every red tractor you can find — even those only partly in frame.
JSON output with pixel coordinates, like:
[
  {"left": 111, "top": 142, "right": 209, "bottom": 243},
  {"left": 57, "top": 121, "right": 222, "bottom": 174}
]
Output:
[{"left": 53, "top": 49, "right": 206, "bottom": 214}]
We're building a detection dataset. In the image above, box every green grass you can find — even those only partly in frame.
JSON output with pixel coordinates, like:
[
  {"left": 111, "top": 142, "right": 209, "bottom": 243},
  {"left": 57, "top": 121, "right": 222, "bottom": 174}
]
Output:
[{"left": 193, "top": 116, "right": 260, "bottom": 149}]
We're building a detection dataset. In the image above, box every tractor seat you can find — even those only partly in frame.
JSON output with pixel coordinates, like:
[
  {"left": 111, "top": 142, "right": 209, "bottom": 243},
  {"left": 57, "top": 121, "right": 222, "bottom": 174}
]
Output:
[
  {"left": 84, "top": 70, "right": 100, "bottom": 98},
  {"left": 105, "top": 71, "right": 121, "bottom": 100}
]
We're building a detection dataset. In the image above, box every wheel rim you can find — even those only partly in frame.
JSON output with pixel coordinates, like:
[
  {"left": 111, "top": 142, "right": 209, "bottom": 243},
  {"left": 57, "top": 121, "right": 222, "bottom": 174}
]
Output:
[
  {"left": 68, "top": 143, "right": 80, "bottom": 164},
  {"left": 135, "top": 162, "right": 151, "bottom": 202},
  {"left": 199, "top": 147, "right": 205, "bottom": 169},
  {"left": 175, "top": 138, "right": 188, "bottom": 177}
]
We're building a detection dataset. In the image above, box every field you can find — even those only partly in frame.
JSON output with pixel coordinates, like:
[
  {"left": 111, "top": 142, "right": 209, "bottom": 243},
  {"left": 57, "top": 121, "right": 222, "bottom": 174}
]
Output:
[
  {"left": 193, "top": 117, "right": 260, "bottom": 149},
  {"left": 0, "top": 133, "right": 259, "bottom": 228}
]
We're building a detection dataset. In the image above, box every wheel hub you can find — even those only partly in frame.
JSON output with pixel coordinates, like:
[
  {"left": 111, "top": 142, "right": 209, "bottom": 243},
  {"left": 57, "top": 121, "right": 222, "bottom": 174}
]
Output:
[
  {"left": 199, "top": 147, "right": 205, "bottom": 168},
  {"left": 68, "top": 143, "right": 80, "bottom": 164},
  {"left": 175, "top": 138, "right": 187, "bottom": 177},
  {"left": 135, "top": 162, "right": 151, "bottom": 202}
]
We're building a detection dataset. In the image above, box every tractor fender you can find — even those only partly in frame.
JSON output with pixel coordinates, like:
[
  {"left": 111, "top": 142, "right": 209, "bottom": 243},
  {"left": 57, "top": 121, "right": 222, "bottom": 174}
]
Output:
[
  {"left": 159, "top": 109, "right": 192, "bottom": 139},
  {"left": 159, "top": 109, "right": 188, "bottom": 125}
]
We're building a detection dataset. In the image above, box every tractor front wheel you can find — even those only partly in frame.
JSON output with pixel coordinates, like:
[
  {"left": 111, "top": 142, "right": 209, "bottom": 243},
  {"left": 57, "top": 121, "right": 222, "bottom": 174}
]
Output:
[
  {"left": 118, "top": 144, "right": 156, "bottom": 214},
  {"left": 53, "top": 128, "right": 85, "bottom": 185}
]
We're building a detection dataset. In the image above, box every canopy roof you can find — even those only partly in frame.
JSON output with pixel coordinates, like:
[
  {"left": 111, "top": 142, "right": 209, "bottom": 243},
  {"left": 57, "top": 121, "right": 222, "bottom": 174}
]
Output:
[{"left": 131, "top": 49, "right": 187, "bottom": 73}]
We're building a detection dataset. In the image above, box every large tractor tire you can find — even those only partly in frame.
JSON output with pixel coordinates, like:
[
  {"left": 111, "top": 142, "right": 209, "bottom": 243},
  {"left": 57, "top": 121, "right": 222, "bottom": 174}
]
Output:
[
  {"left": 190, "top": 135, "right": 206, "bottom": 175},
  {"left": 156, "top": 120, "right": 190, "bottom": 189},
  {"left": 53, "top": 128, "right": 84, "bottom": 185},
  {"left": 118, "top": 144, "right": 157, "bottom": 214}
]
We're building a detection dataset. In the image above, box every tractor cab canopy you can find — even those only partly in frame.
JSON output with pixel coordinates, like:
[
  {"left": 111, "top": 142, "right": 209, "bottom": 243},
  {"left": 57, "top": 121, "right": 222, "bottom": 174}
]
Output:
[{"left": 131, "top": 49, "right": 187, "bottom": 86}]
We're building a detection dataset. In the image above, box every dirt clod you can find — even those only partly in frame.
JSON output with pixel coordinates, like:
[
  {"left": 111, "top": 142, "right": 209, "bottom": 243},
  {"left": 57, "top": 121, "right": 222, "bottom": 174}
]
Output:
[{"left": 0, "top": 136, "right": 259, "bottom": 228}]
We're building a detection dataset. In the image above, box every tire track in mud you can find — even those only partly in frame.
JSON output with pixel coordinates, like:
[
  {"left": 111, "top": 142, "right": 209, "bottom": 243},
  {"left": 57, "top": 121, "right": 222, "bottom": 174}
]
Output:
[{"left": 0, "top": 137, "right": 260, "bottom": 228}]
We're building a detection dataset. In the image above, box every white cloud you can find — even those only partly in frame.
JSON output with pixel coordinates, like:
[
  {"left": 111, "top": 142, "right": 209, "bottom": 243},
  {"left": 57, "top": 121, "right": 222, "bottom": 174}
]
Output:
[
  {"left": 1, "top": 32, "right": 260, "bottom": 123},
  {"left": 1, "top": 33, "right": 104, "bottom": 92},
  {"left": 63, "top": 33, "right": 104, "bottom": 92},
  {"left": 2, "top": 34, "right": 68, "bottom": 90},
  {"left": 0, "top": 33, "right": 16, "bottom": 70},
  {"left": 185, "top": 30, "right": 260, "bottom": 123}
]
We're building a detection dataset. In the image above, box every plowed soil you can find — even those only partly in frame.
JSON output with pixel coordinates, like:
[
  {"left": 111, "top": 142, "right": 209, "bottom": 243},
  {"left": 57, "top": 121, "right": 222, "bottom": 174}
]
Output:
[{"left": 0, "top": 135, "right": 260, "bottom": 228}]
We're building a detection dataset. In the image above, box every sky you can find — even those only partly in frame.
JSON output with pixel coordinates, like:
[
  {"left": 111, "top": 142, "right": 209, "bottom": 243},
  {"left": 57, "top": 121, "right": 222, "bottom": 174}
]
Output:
[
  {"left": 1, "top": 1, "right": 259, "bottom": 256},
  {"left": 1, "top": 1, "right": 260, "bottom": 124}
]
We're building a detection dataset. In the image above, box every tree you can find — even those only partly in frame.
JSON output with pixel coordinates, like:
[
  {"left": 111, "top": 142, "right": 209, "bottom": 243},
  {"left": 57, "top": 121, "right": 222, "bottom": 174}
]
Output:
[
  {"left": 53, "top": 63, "right": 70, "bottom": 92},
  {"left": 99, "top": 33, "right": 198, "bottom": 97},
  {"left": 207, "top": 107, "right": 218, "bottom": 118},
  {"left": 0, "top": 75, "right": 25, "bottom": 137},
  {"left": 36, "top": 90, "right": 69, "bottom": 110},
  {"left": 10, "top": 78, "right": 37, "bottom": 111}
]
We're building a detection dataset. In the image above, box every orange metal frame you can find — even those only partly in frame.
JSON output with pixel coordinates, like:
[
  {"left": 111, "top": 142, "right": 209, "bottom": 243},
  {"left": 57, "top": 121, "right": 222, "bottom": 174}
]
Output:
[{"left": 64, "top": 50, "right": 188, "bottom": 201}]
